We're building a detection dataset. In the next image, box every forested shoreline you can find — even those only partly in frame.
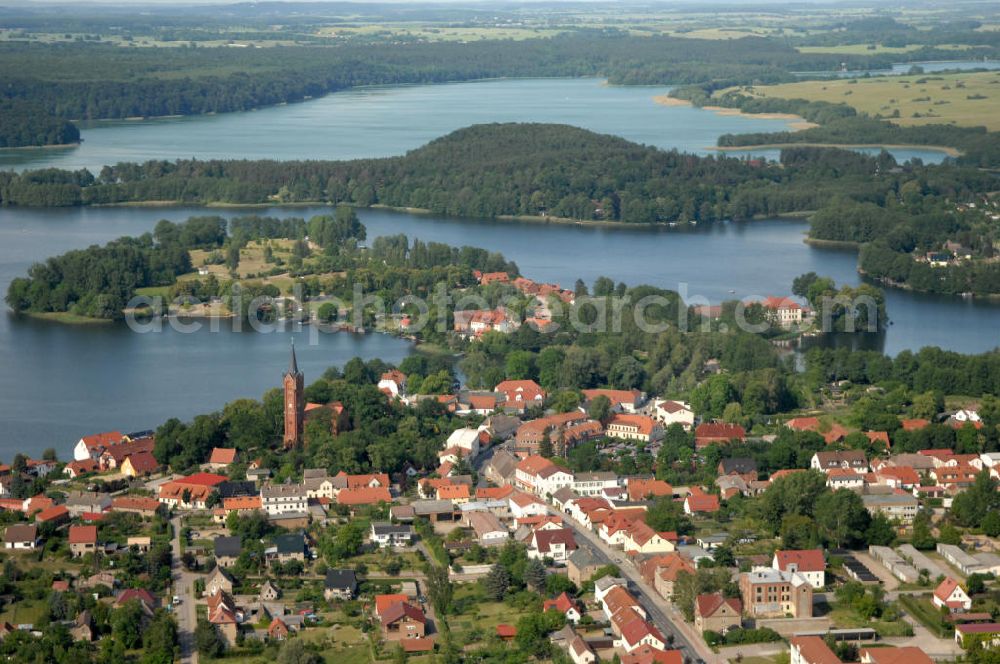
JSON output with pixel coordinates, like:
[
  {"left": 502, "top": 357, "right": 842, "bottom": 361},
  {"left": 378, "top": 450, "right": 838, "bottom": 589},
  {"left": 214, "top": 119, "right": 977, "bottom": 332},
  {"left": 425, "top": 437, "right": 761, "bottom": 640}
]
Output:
[{"left": 0, "top": 32, "right": 968, "bottom": 147}]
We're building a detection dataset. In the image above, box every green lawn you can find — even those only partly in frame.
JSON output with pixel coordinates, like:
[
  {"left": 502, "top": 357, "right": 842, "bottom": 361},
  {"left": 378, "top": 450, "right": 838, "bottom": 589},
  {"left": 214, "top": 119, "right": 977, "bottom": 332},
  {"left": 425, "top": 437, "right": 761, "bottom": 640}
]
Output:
[{"left": 0, "top": 600, "right": 47, "bottom": 625}]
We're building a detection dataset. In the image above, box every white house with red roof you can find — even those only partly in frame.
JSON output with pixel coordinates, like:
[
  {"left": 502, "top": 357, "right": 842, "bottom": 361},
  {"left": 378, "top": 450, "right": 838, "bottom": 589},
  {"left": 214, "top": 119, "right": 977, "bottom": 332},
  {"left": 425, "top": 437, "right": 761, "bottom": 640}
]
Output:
[
  {"left": 651, "top": 400, "right": 694, "bottom": 430},
  {"left": 378, "top": 370, "right": 408, "bottom": 397},
  {"left": 933, "top": 577, "right": 972, "bottom": 612},
  {"left": 582, "top": 389, "right": 646, "bottom": 414},
  {"left": 515, "top": 455, "right": 573, "bottom": 496},
  {"left": 494, "top": 380, "right": 546, "bottom": 412},
  {"left": 773, "top": 549, "right": 826, "bottom": 589},
  {"left": 543, "top": 592, "right": 582, "bottom": 623},
  {"left": 508, "top": 491, "right": 549, "bottom": 519},
  {"left": 74, "top": 431, "right": 123, "bottom": 461}
]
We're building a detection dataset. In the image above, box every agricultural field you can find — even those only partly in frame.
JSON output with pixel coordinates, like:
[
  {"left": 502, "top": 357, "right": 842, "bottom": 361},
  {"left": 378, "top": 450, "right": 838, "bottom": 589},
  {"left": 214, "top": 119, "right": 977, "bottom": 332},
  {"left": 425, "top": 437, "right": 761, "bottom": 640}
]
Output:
[
  {"left": 796, "top": 44, "right": 973, "bottom": 55},
  {"left": 728, "top": 71, "right": 1000, "bottom": 131}
]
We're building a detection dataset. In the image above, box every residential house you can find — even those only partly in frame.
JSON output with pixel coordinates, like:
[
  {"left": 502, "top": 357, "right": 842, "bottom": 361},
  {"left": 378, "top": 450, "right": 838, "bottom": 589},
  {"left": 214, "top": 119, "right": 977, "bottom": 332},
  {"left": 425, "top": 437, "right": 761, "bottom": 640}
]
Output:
[
  {"left": 259, "top": 580, "right": 280, "bottom": 602},
  {"left": 68, "top": 525, "right": 98, "bottom": 557},
  {"left": 3, "top": 524, "right": 38, "bottom": 550},
  {"left": 484, "top": 449, "right": 519, "bottom": 486},
  {"left": 381, "top": 602, "right": 427, "bottom": 641},
  {"left": 337, "top": 486, "right": 392, "bottom": 510},
  {"left": 206, "top": 447, "right": 238, "bottom": 469},
  {"left": 627, "top": 478, "right": 673, "bottom": 502},
  {"left": 543, "top": 592, "right": 582, "bottom": 623},
  {"left": 214, "top": 536, "right": 242, "bottom": 567},
  {"left": 790, "top": 636, "right": 842, "bottom": 664},
  {"left": 64, "top": 491, "right": 112, "bottom": 518},
  {"left": 582, "top": 389, "right": 646, "bottom": 413},
  {"left": 683, "top": 489, "right": 720, "bottom": 516},
  {"left": 694, "top": 423, "right": 746, "bottom": 449},
  {"left": 111, "top": 496, "right": 161, "bottom": 517},
  {"left": 567, "top": 548, "right": 603, "bottom": 586},
  {"left": 271, "top": 532, "right": 306, "bottom": 563},
  {"left": 934, "top": 577, "right": 972, "bottom": 612},
  {"left": 515, "top": 455, "right": 574, "bottom": 496},
  {"left": 530, "top": 528, "right": 578, "bottom": 562},
  {"left": 324, "top": 569, "right": 358, "bottom": 601},
  {"left": 207, "top": 590, "right": 239, "bottom": 646},
  {"left": 494, "top": 380, "right": 546, "bottom": 412},
  {"left": 204, "top": 566, "right": 234, "bottom": 597},
  {"left": 120, "top": 451, "right": 159, "bottom": 478},
  {"left": 648, "top": 554, "right": 696, "bottom": 602},
  {"left": 567, "top": 633, "right": 597, "bottom": 664},
  {"left": 63, "top": 459, "right": 99, "bottom": 479},
  {"left": 694, "top": 593, "right": 742, "bottom": 633},
  {"left": 652, "top": 400, "right": 694, "bottom": 430},
  {"left": 371, "top": 522, "right": 414, "bottom": 547},
  {"left": 378, "top": 370, "right": 408, "bottom": 398},
  {"left": 465, "top": 511, "right": 508, "bottom": 546},
  {"left": 860, "top": 647, "right": 934, "bottom": 664},
  {"left": 73, "top": 431, "right": 123, "bottom": 461},
  {"left": 573, "top": 471, "right": 620, "bottom": 497},
  {"left": 261, "top": 483, "right": 308, "bottom": 516},
  {"left": 811, "top": 451, "right": 868, "bottom": 473},
  {"left": 773, "top": 550, "right": 826, "bottom": 589}
]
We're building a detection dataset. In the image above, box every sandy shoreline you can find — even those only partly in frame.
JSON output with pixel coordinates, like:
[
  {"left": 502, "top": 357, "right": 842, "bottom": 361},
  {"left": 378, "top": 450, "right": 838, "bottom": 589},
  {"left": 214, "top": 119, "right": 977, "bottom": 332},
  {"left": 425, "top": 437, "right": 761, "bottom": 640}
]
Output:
[
  {"left": 710, "top": 142, "right": 962, "bottom": 157},
  {"left": 653, "top": 94, "right": 818, "bottom": 130}
]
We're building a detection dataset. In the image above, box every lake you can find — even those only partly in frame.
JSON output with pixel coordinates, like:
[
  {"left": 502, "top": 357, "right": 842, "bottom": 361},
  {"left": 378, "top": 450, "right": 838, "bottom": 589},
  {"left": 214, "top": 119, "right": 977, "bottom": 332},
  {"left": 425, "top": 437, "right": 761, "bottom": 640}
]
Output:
[
  {"left": 0, "top": 75, "right": 991, "bottom": 459},
  {"left": 0, "top": 78, "right": 948, "bottom": 172},
  {"left": 3, "top": 204, "right": 1000, "bottom": 459}
]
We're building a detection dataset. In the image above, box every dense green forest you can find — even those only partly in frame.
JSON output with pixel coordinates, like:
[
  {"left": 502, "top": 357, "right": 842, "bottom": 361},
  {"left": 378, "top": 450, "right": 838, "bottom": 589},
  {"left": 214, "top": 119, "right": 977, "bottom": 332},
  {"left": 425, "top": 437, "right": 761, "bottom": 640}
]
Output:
[
  {"left": 0, "top": 33, "right": 925, "bottom": 147},
  {"left": 0, "top": 99, "right": 80, "bottom": 148},
  {"left": 1, "top": 123, "right": 993, "bottom": 221}
]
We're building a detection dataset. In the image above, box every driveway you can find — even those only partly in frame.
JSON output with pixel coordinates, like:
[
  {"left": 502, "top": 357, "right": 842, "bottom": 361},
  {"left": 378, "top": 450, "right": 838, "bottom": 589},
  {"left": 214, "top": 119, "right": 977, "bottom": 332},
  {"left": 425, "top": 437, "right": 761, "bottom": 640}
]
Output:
[
  {"left": 551, "top": 506, "right": 718, "bottom": 664},
  {"left": 171, "top": 515, "right": 199, "bottom": 664}
]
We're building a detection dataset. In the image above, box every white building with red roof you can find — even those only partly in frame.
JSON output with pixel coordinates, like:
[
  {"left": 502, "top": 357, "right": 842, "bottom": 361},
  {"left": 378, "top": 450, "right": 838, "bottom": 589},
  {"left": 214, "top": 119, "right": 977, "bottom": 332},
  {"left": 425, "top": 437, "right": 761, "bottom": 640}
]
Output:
[
  {"left": 933, "top": 577, "right": 972, "bottom": 612},
  {"left": 494, "top": 380, "right": 546, "bottom": 412},
  {"left": 759, "top": 296, "right": 803, "bottom": 327},
  {"left": 73, "top": 431, "right": 123, "bottom": 461},
  {"left": 651, "top": 400, "right": 694, "bottom": 430},
  {"left": 773, "top": 549, "right": 826, "bottom": 589},
  {"left": 607, "top": 414, "right": 663, "bottom": 443}
]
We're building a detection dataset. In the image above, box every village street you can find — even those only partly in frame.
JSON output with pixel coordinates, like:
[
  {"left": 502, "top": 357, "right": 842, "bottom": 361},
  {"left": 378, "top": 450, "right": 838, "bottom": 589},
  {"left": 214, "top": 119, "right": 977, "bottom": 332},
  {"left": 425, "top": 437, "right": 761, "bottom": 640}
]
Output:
[{"left": 171, "top": 515, "right": 200, "bottom": 664}]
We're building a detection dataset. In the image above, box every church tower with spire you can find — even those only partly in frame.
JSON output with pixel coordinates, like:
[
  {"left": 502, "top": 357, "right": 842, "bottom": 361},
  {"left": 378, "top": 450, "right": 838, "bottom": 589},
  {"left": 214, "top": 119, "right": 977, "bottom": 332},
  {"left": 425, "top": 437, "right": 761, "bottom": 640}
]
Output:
[{"left": 283, "top": 341, "right": 304, "bottom": 447}]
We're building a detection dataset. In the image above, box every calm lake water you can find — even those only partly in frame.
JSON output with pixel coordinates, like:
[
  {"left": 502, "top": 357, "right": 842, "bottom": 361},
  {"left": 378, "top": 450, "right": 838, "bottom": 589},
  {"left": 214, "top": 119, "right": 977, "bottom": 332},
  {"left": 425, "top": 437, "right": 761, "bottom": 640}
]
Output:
[
  {"left": 0, "top": 78, "right": 948, "bottom": 172},
  {"left": 3, "top": 204, "right": 1000, "bottom": 458},
  {"left": 0, "top": 76, "right": 992, "bottom": 458}
]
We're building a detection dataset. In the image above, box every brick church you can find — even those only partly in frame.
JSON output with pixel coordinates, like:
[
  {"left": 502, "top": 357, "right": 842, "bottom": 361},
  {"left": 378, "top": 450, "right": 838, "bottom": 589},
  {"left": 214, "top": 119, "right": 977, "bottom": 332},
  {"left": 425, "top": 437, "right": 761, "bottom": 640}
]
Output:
[{"left": 283, "top": 343, "right": 349, "bottom": 448}]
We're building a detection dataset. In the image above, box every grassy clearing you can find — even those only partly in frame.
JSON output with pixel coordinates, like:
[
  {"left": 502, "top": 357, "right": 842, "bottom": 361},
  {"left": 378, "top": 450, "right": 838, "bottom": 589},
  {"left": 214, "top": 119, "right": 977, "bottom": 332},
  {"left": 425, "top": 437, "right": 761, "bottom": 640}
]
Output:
[
  {"left": 731, "top": 71, "right": 1000, "bottom": 131},
  {"left": 0, "top": 599, "right": 46, "bottom": 625}
]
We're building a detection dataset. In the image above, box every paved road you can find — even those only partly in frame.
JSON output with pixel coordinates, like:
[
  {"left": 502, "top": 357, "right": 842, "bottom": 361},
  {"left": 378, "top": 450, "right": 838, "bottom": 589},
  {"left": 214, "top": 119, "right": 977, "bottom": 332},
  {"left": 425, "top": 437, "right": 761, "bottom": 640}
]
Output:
[
  {"left": 171, "top": 515, "right": 199, "bottom": 664},
  {"left": 551, "top": 507, "right": 716, "bottom": 664}
]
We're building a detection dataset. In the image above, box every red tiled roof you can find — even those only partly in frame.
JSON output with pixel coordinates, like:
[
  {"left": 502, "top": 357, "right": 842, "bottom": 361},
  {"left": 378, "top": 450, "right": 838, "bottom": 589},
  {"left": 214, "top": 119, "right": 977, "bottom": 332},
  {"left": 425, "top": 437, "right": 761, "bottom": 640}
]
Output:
[
  {"left": 374, "top": 594, "right": 409, "bottom": 615},
  {"left": 123, "top": 451, "right": 159, "bottom": 475},
  {"left": 35, "top": 504, "right": 69, "bottom": 522},
  {"left": 609, "top": 414, "right": 657, "bottom": 436},
  {"left": 774, "top": 549, "right": 825, "bottom": 573},
  {"left": 694, "top": 423, "right": 746, "bottom": 444},
  {"left": 543, "top": 592, "right": 576, "bottom": 615},
  {"left": 628, "top": 479, "right": 673, "bottom": 502},
  {"left": 902, "top": 419, "right": 930, "bottom": 431},
  {"left": 112, "top": 496, "right": 160, "bottom": 512},
  {"left": 695, "top": 593, "right": 741, "bottom": 618},
  {"left": 495, "top": 624, "right": 517, "bottom": 638},
  {"left": 80, "top": 431, "right": 123, "bottom": 450},
  {"left": 786, "top": 417, "right": 821, "bottom": 432},
  {"left": 68, "top": 525, "right": 98, "bottom": 544},
  {"left": 173, "top": 472, "right": 227, "bottom": 487},
  {"left": 208, "top": 448, "right": 237, "bottom": 465},
  {"left": 582, "top": 388, "right": 642, "bottom": 407},
  {"left": 337, "top": 487, "right": 391, "bottom": 505},
  {"left": 685, "top": 493, "right": 720, "bottom": 513},
  {"left": 934, "top": 577, "right": 964, "bottom": 603},
  {"left": 476, "top": 485, "right": 514, "bottom": 500},
  {"left": 791, "top": 636, "right": 842, "bottom": 664}
]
